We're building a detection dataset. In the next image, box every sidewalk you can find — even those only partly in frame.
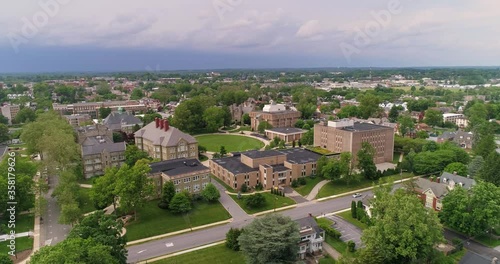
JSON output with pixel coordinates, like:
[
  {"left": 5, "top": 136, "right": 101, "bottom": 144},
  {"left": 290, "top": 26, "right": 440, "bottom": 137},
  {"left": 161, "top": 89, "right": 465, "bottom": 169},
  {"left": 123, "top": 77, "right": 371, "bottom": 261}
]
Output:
[
  {"left": 0, "top": 231, "right": 33, "bottom": 241},
  {"left": 305, "top": 180, "right": 329, "bottom": 201},
  {"left": 322, "top": 242, "right": 342, "bottom": 260}
]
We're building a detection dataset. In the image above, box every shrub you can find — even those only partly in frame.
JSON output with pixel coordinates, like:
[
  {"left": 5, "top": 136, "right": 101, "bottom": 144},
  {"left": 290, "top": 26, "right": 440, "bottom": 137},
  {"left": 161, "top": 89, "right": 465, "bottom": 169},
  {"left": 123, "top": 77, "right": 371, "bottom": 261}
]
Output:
[
  {"left": 157, "top": 201, "right": 169, "bottom": 209},
  {"left": 452, "top": 238, "right": 463, "bottom": 252},
  {"left": 318, "top": 222, "right": 341, "bottom": 239},
  {"left": 226, "top": 228, "right": 242, "bottom": 251},
  {"left": 202, "top": 183, "right": 220, "bottom": 202},
  {"left": 291, "top": 179, "right": 299, "bottom": 188},
  {"left": 298, "top": 177, "right": 307, "bottom": 185},
  {"left": 245, "top": 193, "right": 266, "bottom": 208},
  {"left": 241, "top": 183, "right": 248, "bottom": 193},
  {"left": 169, "top": 192, "right": 192, "bottom": 213},
  {"left": 255, "top": 183, "right": 263, "bottom": 191},
  {"left": 347, "top": 241, "right": 356, "bottom": 252}
]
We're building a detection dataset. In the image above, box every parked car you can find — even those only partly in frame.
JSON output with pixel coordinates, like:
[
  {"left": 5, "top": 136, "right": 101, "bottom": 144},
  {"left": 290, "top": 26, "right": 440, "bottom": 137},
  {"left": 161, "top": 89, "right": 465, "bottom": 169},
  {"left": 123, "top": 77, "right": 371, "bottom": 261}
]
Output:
[{"left": 352, "top": 193, "right": 362, "bottom": 198}]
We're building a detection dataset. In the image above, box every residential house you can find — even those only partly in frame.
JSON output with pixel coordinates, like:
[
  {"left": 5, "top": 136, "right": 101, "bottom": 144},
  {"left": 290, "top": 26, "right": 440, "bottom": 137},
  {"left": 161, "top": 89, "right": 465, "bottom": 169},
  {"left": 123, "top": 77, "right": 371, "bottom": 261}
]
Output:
[
  {"left": 415, "top": 178, "right": 447, "bottom": 211},
  {"left": 437, "top": 131, "right": 473, "bottom": 149},
  {"left": 134, "top": 118, "right": 198, "bottom": 161},
  {"left": 440, "top": 172, "right": 476, "bottom": 190},
  {"left": 103, "top": 108, "right": 143, "bottom": 133},
  {"left": 149, "top": 158, "right": 211, "bottom": 196},
  {"left": 296, "top": 216, "right": 325, "bottom": 260}
]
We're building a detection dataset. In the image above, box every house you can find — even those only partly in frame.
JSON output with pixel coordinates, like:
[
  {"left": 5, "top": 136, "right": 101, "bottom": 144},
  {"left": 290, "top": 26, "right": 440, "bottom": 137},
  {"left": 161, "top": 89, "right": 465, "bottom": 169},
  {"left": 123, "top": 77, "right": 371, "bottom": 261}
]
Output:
[
  {"left": 103, "top": 108, "right": 143, "bottom": 132},
  {"left": 295, "top": 216, "right": 325, "bottom": 260},
  {"left": 248, "top": 101, "right": 301, "bottom": 131},
  {"left": 265, "top": 127, "right": 307, "bottom": 143},
  {"left": 149, "top": 158, "right": 211, "bottom": 196},
  {"left": 440, "top": 172, "right": 476, "bottom": 190},
  {"left": 437, "top": 131, "right": 473, "bottom": 149},
  {"left": 415, "top": 178, "right": 448, "bottom": 211},
  {"left": 134, "top": 118, "right": 198, "bottom": 161}
]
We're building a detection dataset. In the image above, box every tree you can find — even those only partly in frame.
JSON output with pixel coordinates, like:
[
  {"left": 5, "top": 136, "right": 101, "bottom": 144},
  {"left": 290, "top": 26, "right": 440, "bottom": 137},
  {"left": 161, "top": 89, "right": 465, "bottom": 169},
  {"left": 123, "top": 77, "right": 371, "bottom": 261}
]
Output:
[
  {"left": 477, "top": 151, "right": 500, "bottom": 186},
  {"left": 361, "top": 190, "right": 443, "bottom": 263},
  {"left": 245, "top": 193, "right": 266, "bottom": 208},
  {"left": 443, "top": 162, "right": 467, "bottom": 176},
  {"left": 203, "top": 106, "right": 226, "bottom": 132},
  {"left": 294, "top": 120, "right": 305, "bottom": 128},
  {"left": 474, "top": 133, "right": 495, "bottom": 159},
  {"left": 90, "top": 167, "right": 119, "bottom": 211},
  {"left": 201, "top": 183, "right": 220, "bottom": 202},
  {"left": 124, "top": 145, "right": 149, "bottom": 167},
  {"left": 257, "top": 121, "right": 272, "bottom": 134},
  {"left": 357, "top": 142, "right": 378, "bottom": 180},
  {"left": 0, "top": 124, "right": 9, "bottom": 144},
  {"left": 422, "top": 141, "right": 438, "bottom": 152},
  {"left": 388, "top": 105, "right": 400, "bottom": 123},
  {"left": 301, "top": 129, "right": 314, "bottom": 145},
  {"left": 68, "top": 211, "right": 127, "bottom": 264},
  {"left": 172, "top": 96, "right": 216, "bottom": 133},
  {"left": 337, "top": 105, "right": 360, "bottom": 119},
  {"left": 238, "top": 214, "right": 300, "bottom": 264},
  {"left": 219, "top": 146, "right": 227, "bottom": 157},
  {"left": 339, "top": 152, "right": 356, "bottom": 185},
  {"left": 416, "top": 130, "right": 429, "bottom": 139},
  {"left": 114, "top": 160, "right": 154, "bottom": 220},
  {"left": 226, "top": 228, "right": 242, "bottom": 251},
  {"left": 322, "top": 159, "right": 342, "bottom": 181},
  {"left": 467, "top": 156, "right": 484, "bottom": 177},
  {"left": 398, "top": 115, "right": 414, "bottom": 137},
  {"left": 130, "top": 88, "right": 144, "bottom": 100},
  {"left": 0, "top": 114, "right": 8, "bottom": 125},
  {"left": 351, "top": 200, "right": 357, "bottom": 218},
  {"left": 99, "top": 107, "right": 112, "bottom": 119},
  {"left": 358, "top": 93, "right": 382, "bottom": 119},
  {"left": 0, "top": 255, "right": 12, "bottom": 264},
  {"left": 316, "top": 156, "right": 328, "bottom": 178},
  {"left": 160, "top": 181, "right": 176, "bottom": 208},
  {"left": 439, "top": 182, "right": 500, "bottom": 237},
  {"left": 424, "top": 109, "right": 443, "bottom": 127},
  {"left": 13, "top": 108, "right": 36, "bottom": 124},
  {"left": 242, "top": 113, "right": 251, "bottom": 125},
  {"left": 169, "top": 192, "right": 192, "bottom": 213}
]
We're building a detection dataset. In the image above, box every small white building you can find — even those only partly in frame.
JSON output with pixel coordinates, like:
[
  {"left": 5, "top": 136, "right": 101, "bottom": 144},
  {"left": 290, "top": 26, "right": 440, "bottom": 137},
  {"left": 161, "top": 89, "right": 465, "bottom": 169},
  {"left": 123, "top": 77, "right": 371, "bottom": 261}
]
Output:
[{"left": 295, "top": 216, "right": 325, "bottom": 260}]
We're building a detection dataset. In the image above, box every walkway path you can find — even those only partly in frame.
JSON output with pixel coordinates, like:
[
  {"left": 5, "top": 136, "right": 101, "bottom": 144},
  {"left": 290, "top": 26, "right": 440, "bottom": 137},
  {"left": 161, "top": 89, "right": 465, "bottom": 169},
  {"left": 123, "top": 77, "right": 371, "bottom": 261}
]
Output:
[
  {"left": 79, "top": 184, "right": 92, "bottom": 188},
  {"left": 305, "top": 180, "right": 329, "bottom": 201},
  {"left": 211, "top": 180, "right": 252, "bottom": 222},
  {"left": 322, "top": 242, "right": 342, "bottom": 260},
  {"left": 0, "top": 231, "right": 33, "bottom": 241}
]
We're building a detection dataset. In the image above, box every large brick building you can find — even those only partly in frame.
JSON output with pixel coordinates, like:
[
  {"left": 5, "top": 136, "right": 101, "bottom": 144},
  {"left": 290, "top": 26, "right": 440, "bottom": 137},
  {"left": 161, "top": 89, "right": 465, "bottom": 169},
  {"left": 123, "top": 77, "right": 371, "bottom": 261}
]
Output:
[
  {"left": 249, "top": 101, "right": 301, "bottom": 131},
  {"left": 53, "top": 100, "right": 152, "bottom": 118},
  {"left": 210, "top": 148, "right": 320, "bottom": 191},
  {"left": 314, "top": 119, "right": 394, "bottom": 164},
  {"left": 134, "top": 118, "right": 198, "bottom": 161}
]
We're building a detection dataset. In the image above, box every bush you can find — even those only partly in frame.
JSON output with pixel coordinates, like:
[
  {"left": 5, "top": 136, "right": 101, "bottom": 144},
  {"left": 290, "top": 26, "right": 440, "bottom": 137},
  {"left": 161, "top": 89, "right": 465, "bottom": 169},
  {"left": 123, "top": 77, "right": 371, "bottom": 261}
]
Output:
[
  {"left": 318, "top": 222, "right": 341, "bottom": 239},
  {"left": 298, "top": 177, "right": 307, "bottom": 185},
  {"left": 245, "top": 193, "right": 266, "bottom": 208},
  {"left": 226, "top": 228, "right": 242, "bottom": 251},
  {"left": 169, "top": 192, "right": 192, "bottom": 213},
  {"left": 291, "top": 179, "right": 299, "bottom": 188},
  {"left": 241, "top": 183, "right": 248, "bottom": 193},
  {"left": 347, "top": 241, "right": 356, "bottom": 252},
  {"left": 452, "top": 238, "right": 463, "bottom": 252},
  {"left": 255, "top": 183, "right": 263, "bottom": 191},
  {"left": 202, "top": 183, "right": 220, "bottom": 202},
  {"left": 157, "top": 201, "right": 169, "bottom": 209}
]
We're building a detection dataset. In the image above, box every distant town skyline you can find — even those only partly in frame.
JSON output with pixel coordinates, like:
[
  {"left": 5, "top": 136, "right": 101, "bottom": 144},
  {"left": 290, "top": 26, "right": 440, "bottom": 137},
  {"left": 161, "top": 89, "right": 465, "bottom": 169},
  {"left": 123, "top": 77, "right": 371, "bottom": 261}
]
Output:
[{"left": 1, "top": 0, "right": 500, "bottom": 73}]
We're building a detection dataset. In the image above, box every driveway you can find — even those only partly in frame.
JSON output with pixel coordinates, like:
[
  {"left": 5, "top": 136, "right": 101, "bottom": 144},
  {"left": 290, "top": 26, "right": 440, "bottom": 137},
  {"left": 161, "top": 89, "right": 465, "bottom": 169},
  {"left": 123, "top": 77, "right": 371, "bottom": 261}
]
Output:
[
  {"left": 211, "top": 180, "right": 252, "bottom": 222},
  {"left": 327, "top": 215, "right": 363, "bottom": 249},
  {"left": 283, "top": 186, "right": 308, "bottom": 203}
]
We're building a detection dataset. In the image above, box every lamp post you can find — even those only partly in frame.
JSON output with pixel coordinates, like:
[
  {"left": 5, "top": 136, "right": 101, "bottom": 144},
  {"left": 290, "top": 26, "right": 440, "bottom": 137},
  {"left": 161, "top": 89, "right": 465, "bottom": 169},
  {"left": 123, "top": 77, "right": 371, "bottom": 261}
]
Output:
[{"left": 274, "top": 197, "right": 278, "bottom": 212}]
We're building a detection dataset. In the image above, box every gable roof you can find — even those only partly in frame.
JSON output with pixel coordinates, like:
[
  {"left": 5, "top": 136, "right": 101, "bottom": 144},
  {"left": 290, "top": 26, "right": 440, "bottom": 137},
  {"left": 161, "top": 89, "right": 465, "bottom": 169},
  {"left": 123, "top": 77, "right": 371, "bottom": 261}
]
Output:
[
  {"left": 295, "top": 216, "right": 323, "bottom": 239},
  {"left": 134, "top": 121, "right": 197, "bottom": 147},
  {"left": 416, "top": 178, "right": 448, "bottom": 198},
  {"left": 103, "top": 111, "right": 143, "bottom": 130},
  {"left": 441, "top": 172, "right": 476, "bottom": 190}
]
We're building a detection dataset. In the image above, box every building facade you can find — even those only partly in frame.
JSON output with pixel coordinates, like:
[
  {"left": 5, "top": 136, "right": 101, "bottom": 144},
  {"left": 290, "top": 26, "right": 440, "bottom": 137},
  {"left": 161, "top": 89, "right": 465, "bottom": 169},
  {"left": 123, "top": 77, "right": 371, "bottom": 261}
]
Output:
[
  {"left": 149, "top": 158, "right": 211, "bottom": 196},
  {"left": 103, "top": 109, "right": 143, "bottom": 132},
  {"left": 296, "top": 216, "right": 325, "bottom": 260},
  {"left": 1, "top": 104, "right": 20, "bottom": 124},
  {"left": 135, "top": 119, "right": 198, "bottom": 161},
  {"left": 265, "top": 127, "right": 306, "bottom": 143},
  {"left": 53, "top": 100, "right": 151, "bottom": 118},
  {"left": 249, "top": 101, "right": 301, "bottom": 131},
  {"left": 210, "top": 148, "right": 320, "bottom": 191},
  {"left": 314, "top": 119, "right": 394, "bottom": 164},
  {"left": 64, "top": 114, "right": 92, "bottom": 127}
]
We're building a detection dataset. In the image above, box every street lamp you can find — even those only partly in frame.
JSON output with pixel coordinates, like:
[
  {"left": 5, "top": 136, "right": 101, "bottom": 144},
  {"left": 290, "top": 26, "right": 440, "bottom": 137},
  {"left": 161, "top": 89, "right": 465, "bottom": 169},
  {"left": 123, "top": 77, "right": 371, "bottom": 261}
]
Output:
[{"left": 273, "top": 197, "right": 278, "bottom": 212}]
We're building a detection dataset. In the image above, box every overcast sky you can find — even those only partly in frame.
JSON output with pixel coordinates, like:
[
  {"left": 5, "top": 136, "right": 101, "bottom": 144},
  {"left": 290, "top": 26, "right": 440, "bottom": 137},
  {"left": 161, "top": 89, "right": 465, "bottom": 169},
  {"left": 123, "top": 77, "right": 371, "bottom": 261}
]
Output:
[{"left": 1, "top": 0, "right": 499, "bottom": 73}]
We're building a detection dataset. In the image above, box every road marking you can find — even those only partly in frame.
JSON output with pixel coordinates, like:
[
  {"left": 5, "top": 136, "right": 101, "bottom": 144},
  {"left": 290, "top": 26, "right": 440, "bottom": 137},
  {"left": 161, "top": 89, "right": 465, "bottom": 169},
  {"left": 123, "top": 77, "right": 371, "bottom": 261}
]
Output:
[
  {"left": 165, "top": 242, "right": 174, "bottom": 248},
  {"left": 45, "top": 239, "right": 52, "bottom": 246},
  {"left": 137, "top": 250, "right": 147, "bottom": 254}
]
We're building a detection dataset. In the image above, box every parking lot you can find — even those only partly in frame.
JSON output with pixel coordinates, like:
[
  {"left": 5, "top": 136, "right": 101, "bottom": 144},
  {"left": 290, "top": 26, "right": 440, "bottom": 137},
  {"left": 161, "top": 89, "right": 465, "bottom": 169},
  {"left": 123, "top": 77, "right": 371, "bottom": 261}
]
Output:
[{"left": 327, "top": 215, "right": 363, "bottom": 249}]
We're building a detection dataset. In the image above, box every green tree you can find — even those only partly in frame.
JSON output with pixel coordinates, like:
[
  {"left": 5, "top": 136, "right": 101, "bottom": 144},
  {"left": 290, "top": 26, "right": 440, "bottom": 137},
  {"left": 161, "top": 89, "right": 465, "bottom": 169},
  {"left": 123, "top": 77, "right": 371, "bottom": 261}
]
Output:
[
  {"left": 0, "top": 254, "right": 12, "bottom": 264},
  {"left": 424, "top": 109, "right": 443, "bottom": 127},
  {"left": 337, "top": 105, "right": 360, "bottom": 119},
  {"left": 316, "top": 156, "right": 329, "bottom": 178},
  {"left": 169, "top": 192, "right": 192, "bottom": 213},
  {"left": 294, "top": 120, "right": 305, "bottom": 128},
  {"left": 0, "top": 114, "right": 8, "bottom": 125},
  {"left": 201, "top": 183, "right": 220, "bottom": 202},
  {"left": 358, "top": 93, "right": 382, "bottom": 119},
  {"left": 203, "top": 106, "right": 226, "bottom": 132},
  {"left": 351, "top": 200, "right": 357, "bottom": 218},
  {"left": 467, "top": 156, "right": 484, "bottom": 177},
  {"left": 226, "top": 228, "right": 242, "bottom": 251},
  {"left": 361, "top": 190, "right": 443, "bottom": 263},
  {"left": 322, "top": 159, "right": 342, "bottom": 181},
  {"left": 242, "top": 113, "right": 251, "bottom": 125},
  {"left": 339, "top": 152, "right": 356, "bottom": 185},
  {"left": 416, "top": 130, "right": 429, "bottom": 139},
  {"left": 172, "top": 96, "right": 216, "bottom": 133},
  {"left": 90, "top": 167, "right": 119, "bottom": 211},
  {"left": 439, "top": 182, "right": 500, "bottom": 237},
  {"left": 443, "top": 162, "right": 467, "bottom": 176},
  {"left": 220, "top": 146, "right": 227, "bottom": 157},
  {"left": 160, "top": 181, "right": 176, "bottom": 207},
  {"left": 245, "top": 193, "right": 266, "bottom": 208},
  {"left": 114, "top": 159, "right": 154, "bottom": 220},
  {"left": 477, "top": 151, "right": 500, "bottom": 186},
  {"left": 130, "top": 88, "right": 144, "bottom": 100},
  {"left": 124, "top": 145, "right": 150, "bottom": 167},
  {"left": 238, "top": 214, "right": 300, "bottom": 264},
  {"left": 398, "top": 115, "right": 414, "bottom": 137},
  {"left": 301, "top": 129, "right": 314, "bottom": 145},
  {"left": 13, "top": 107, "right": 36, "bottom": 124},
  {"left": 257, "top": 121, "right": 272, "bottom": 134},
  {"left": 474, "top": 133, "right": 495, "bottom": 159},
  {"left": 99, "top": 107, "right": 112, "bottom": 119},
  {"left": 465, "top": 102, "right": 488, "bottom": 129},
  {"left": 357, "top": 142, "right": 378, "bottom": 180},
  {"left": 388, "top": 105, "right": 400, "bottom": 122}
]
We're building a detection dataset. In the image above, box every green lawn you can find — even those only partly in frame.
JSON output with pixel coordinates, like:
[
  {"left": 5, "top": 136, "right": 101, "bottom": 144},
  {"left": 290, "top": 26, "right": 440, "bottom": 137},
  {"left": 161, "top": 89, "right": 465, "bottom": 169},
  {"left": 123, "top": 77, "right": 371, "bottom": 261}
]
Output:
[
  {"left": 195, "top": 134, "right": 264, "bottom": 153},
  {"left": 325, "top": 235, "right": 356, "bottom": 258},
  {"left": 0, "top": 237, "right": 33, "bottom": 255},
  {"left": 293, "top": 176, "right": 324, "bottom": 196},
  {"left": 229, "top": 192, "right": 296, "bottom": 214},
  {"left": 319, "top": 256, "right": 337, "bottom": 264},
  {"left": 211, "top": 175, "right": 235, "bottom": 192},
  {"left": 14, "top": 214, "right": 34, "bottom": 233},
  {"left": 125, "top": 200, "right": 231, "bottom": 241},
  {"left": 151, "top": 243, "right": 245, "bottom": 264},
  {"left": 475, "top": 234, "right": 500, "bottom": 247},
  {"left": 317, "top": 173, "right": 414, "bottom": 198},
  {"left": 392, "top": 152, "right": 401, "bottom": 164},
  {"left": 337, "top": 211, "right": 369, "bottom": 230},
  {"left": 79, "top": 187, "right": 97, "bottom": 214},
  {"left": 307, "top": 146, "right": 333, "bottom": 155}
]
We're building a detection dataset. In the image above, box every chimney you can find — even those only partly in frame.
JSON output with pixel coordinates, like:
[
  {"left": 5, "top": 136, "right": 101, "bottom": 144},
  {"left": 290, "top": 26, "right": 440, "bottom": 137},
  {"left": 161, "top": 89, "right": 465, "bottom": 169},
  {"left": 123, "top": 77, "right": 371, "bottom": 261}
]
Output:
[
  {"left": 160, "top": 119, "right": 164, "bottom": 129},
  {"left": 164, "top": 120, "right": 170, "bottom": 131},
  {"left": 155, "top": 118, "right": 160, "bottom": 128}
]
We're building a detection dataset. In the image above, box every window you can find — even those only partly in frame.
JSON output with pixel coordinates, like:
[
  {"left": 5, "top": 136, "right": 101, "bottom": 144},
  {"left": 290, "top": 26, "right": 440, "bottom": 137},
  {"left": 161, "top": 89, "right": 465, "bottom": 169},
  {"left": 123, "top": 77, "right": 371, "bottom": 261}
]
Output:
[
  {"left": 193, "top": 176, "right": 200, "bottom": 181},
  {"left": 184, "top": 186, "right": 191, "bottom": 192},
  {"left": 202, "top": 174, "right": 209, "bottom": 179},
  {"left": 175, "top": 188, "right": 181, "bottom": 193},
  {"left": 202, "top": 182, "right": 208, "bottom": 189},
  {"left": 184, "top": 177, "right": 191, "bottom": 183},
  {"left": 193, "top": 184, "right": 200, "bottom": 192}
]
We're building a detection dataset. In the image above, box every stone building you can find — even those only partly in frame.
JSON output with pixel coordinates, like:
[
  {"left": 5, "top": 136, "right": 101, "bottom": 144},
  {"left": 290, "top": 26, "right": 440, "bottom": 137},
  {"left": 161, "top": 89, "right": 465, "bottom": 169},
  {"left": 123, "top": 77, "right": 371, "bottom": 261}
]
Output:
[
  {"left": 249, "top": 101, "right": 301, "bottom": 131},
  {"left": 64, "top": 114, "right": 92, "bottom": 127},
  {"left": 103, "top": 109, "right": 143, "bottom": 132}
]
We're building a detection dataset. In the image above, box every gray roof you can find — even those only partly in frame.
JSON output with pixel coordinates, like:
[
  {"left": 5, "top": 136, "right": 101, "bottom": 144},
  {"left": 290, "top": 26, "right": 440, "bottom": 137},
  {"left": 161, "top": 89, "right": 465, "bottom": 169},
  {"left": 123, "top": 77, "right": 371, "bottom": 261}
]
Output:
[
  {"left": 441, "top": 172, "right": 476, "bottom": 190},
  {"left": 341, "top": 122, "right": 393, "bottom": 132},
  {"left": 459, "top": 251, "right": 494, "bottom": 264},
  {"left": 416, "top": 178, "right": 448, "bottom": 198},
  {"left": 82, "top": 138, "right": 125, "bottom": 156},
  {"left": 271, "top": 164, "right": 289, "bottom": 172},
  {"left": 295, "top": 216, "right": 323, "bottom": 239},
  {"left": 265, "top": 127, "right": 306, "bottom": 135},
  {"left": 242, "top": 150, "right": 283, "bottom": 159},
  {"left": 149, "top": 158, "right": 209, "bottom": 177},
  {"left": 134, "top": 121, "right": 197, "bottom": 147},
  {"left": 276, "top": 148, "right": 321, "bottom": 164},
  {"left": 212, "top": 156, "right": 258, "bottom": 174},
  {"left": 103, "top": 111, "right": 143, "bottom": 130}
]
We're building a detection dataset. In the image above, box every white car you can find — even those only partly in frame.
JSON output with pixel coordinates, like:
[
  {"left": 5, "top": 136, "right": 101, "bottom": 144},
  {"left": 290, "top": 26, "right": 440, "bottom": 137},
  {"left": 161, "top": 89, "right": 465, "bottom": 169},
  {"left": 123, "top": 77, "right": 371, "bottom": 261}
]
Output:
[{"left": 352, "top": 193, "right": 362, "bottom": 198}]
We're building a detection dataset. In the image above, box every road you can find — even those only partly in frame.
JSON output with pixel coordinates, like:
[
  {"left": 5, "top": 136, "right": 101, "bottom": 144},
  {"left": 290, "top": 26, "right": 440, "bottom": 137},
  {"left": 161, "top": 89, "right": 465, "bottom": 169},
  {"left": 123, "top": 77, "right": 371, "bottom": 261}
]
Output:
[
  {"left": 127, "top": 188, "right": 375, "bottom": 263},
  {"left": 39, "top": 173, "right": 71, "bottom": 247},
  {"left": 444, "top": 229, "right": 500, "bottom": 259}
]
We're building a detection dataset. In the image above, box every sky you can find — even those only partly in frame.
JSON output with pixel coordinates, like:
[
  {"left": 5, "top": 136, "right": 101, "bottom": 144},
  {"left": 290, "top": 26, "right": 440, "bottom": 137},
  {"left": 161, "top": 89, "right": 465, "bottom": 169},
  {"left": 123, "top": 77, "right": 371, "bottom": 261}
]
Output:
[{"left": 1, "top": 0, "right": 500, "bottom": 73}]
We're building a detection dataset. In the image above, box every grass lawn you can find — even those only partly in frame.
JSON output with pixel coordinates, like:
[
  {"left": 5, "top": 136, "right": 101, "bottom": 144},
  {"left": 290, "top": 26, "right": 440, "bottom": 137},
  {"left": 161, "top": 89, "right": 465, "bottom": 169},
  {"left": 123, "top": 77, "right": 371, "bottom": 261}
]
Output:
[
  {"left": 13, "top": 214, "right": 34, "bottom": 233},
  {"left": 151, "top": 243, "right": 245, "bottom": 264},
  {"left": 125, "top": 200, "right": 231, "bottom": 241},
  {"left": 317, "top": 173, "right": 414, "bottom": 198},
  {"left": 319, "top": 256, "right": 336, "bottom": 264},
  {"left": 79, "top": 187, "right": 97, "bottom": 214},
  {"left": 392, "top": 152, "right": 401, "bottom": 164},
  {"left": 325, "top": 235, "right": 356, "bottom": 258},
  {"left": 211, "top": 175, "right": 235, "bottom": 192},
  {"left": 307, "top": 146, "right": 333, "bottom": 155},
  {"left": 195, "top": 134, "right": 264, "bottom": 153},
  {"left": 337, "top": 211, "right": 369, "bottom": 230},
  {"left": 474, "top": 234, "right": 500, "bottom": 247},
  {"left": 229, "top": 192, "right": 296, "bottom": 214},
  {"left": 0, "top": 237, "right": 33, "bottom": 255},
  {"left": 293, "top": 176, "right": 323, "bottom": 196}
]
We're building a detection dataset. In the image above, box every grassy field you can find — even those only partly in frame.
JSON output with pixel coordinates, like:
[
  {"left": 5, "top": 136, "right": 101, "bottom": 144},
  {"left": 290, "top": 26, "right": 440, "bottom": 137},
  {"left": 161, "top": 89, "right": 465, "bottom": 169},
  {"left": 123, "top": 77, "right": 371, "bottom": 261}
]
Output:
[
  {"left": 338, "top": 211, "right": 369, "bottom": 230},
  {"left": 195, "top": 134, "right": 264, "bottom": 152},
  {"left": 79, "top": 187, "right": 97, "bottom": 214},
  {"left": 151, "top": 243, "right": 245, "bottom": 264},
  {"left": 293, "top": 176, "right": 324, "bottom": 196},
  {"left": 325, "top": 235, "right": 356, "bottom": 258},
  {"left": 317, "top": 173, "right": 414, "bottom": 198},
  {"left": 0, "top": 237, "right": 33, "bottom": 255},
  {"left": 125, "top": 200, "right": 231, "bottom": 241},
  {"left": 229, "top": 192, "right": 296, "bottom": 214}
]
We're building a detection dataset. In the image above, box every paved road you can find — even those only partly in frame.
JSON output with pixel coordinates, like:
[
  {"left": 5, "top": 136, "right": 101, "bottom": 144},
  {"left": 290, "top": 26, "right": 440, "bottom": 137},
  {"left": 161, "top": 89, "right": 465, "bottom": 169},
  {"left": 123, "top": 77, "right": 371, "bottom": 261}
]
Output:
[
  {"left": 328, "top": 215, "right": 363, "bottom": 248},
  {"left": 127, "top": 188, "right": 377, "bottom": 263},
  {"left": 444, "top": 229, "right": 500, "bottom": 259},
  {"left": 212, "top": 181, "right": 252, "bottom": 222},
  {"left": 39, "top": 173, "right": 71, "bottom": 247}
]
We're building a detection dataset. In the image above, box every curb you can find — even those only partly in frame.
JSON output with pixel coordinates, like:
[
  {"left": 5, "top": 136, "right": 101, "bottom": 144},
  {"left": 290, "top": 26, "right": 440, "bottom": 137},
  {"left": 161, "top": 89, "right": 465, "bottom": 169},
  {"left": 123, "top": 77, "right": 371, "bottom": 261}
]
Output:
[
  {"left": 137, "top": 241, "right": 226, "bottom": 264},
  {"left": 252, "top": 204, "right": 297, "bottom": 217}
]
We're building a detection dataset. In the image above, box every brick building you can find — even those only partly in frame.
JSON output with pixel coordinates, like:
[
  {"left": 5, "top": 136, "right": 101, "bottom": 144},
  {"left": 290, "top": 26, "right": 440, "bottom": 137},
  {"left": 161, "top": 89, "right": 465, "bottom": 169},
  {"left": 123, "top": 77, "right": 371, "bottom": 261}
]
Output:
[
  {"left": 53, "top": 100, "right": 150, "bottom": 118},
  {"left": 134, "top": 118, "right": 198, "bottom": 161},
  {"left": 210, "top": 148, "right": 320, "bottom": 191},
  {"left": 64, "top": 114, "right": 92, "bottom": 127},
  {"left": 313, "top": 119, "right": 394, "bottom": 164},
  {"left": 249, "top": 101, "right": 301, "bottom": 131},
  {"left": 265, "top": 127, "right": 307, "bottom": 143},
  {"left": 1, "top": 104, "right": 20, "bottom": 124}
]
